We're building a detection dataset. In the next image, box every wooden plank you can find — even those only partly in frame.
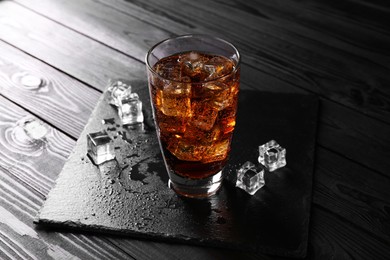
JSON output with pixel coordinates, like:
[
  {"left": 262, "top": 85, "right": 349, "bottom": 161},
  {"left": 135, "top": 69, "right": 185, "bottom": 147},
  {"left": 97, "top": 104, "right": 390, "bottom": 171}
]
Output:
[
  {"left": 4, "top": 0, "right": 389, "bottom": 237},
  {"left": 308, "top": 206, "right": 390, "bottom": 260},
  {"left": 14, "top": 0, "right": 390, "bottom": 124},
  {"left": 2, "top": 89, "right": 386, "bottom": 259},
  {"left": 0, "top": 1, "right": 145, "bottom": 91},
  {"left": 0, "top": 94, "right": 268, "bottom": 260},
  {"left": 14, "top": 0, "right": 172, "bottom": 63},
  {"left": 11, "top": 0, "right": 390, "bottom": 176},
  {"left": 69, "top": 0, "right": 390, "bottom": 124},
  {"left": 0, "top": 171, "right": 135, "bottom": 260},
  {"left": 111, "top": 239, "right": 273, "bottom": 260},
  {"left": 313, "top": 148, "right": 390, "bottom": 242},
  {"left": 0, "top": 97, "right": 62, "bottom": 195},
  {"left": 0, "top": 96, "right": 134, "bottom": 260},
  {"left": 0, "top": 1, "right": 388, "bottom": 258},
  {"left": 0, "top": 40, "right": 99, "bottom": 139}
]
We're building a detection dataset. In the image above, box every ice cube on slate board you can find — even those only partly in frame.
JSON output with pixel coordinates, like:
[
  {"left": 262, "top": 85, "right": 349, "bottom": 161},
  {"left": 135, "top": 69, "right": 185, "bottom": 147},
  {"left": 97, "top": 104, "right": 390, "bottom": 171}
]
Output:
[
  {"left": 87, "top": 131, "right": 115, "bottom": 164},
  {"left": 107, "top": 80, "right": 132, "bottom": 106},
  {"left": 118, "top": 93, "right": 144, "bottom": 125},
  {"left": 258, "top": 140, "right": 286, "bottom": 172},
  {"left": 236, "top": 161, "right": 265, "bottom": 195}
]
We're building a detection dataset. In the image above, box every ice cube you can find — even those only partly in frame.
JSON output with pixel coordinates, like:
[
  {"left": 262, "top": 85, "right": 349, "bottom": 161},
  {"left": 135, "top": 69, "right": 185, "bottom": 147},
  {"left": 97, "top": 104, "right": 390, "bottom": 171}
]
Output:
[
  {"left": 167, "top": 138, "right": 205, "bottom": 161},
  {"left": 160, "top": 83, "right": 191, "bottom": 117},
  {"left": 118, "top": 93, "right": 144, "bottom": 125},
  {"left": 258, "top": 140, "right": 286, "bottom": 171},
  {"left": 201, "top": 139, "right": 229, "bottom": 163},
  {"left": 204, "top": 82, "right": 233, "bottom": 111},
  {"left": 179, "top": 52, "right": 209, "bottom": 79},
  {"left": 236, "top": 161, "right": 265, "bottom": 195},
  {"left": 107, "top": 80, "right": 132, "bottom": 106},
  {"left": 87, "top": 131, "right": 115, "bottom": 164},
  {"left": 184, "top": 124, "right": 221, "bottom": 145},
  {"left": 189, "top": 101, "right": 218, "bottom": 131},
  {"left": 155, "top": 60, "right": 182, "bottom": 81},
  {"left": 156, "top": 110, "right": 187, "bottom": 134},
  {"left": 217, "top": 106, "right": 236, "bottom": 134},
  {"left": 204, "top": 56, "right": 234, "bottom": 80}
]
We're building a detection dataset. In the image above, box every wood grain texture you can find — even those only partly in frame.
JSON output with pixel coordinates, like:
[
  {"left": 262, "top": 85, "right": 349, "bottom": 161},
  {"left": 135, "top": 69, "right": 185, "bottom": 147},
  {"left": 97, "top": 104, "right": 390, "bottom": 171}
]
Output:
[
  {"left": 308, "top": 207, "right": 390, "bottom": 260},
  {"left": 0, "top": 0, "right": 388, "bottom": 259},
  {"left": 14, "top": 0, "right": 173, "bottom": 63},
  {"left": 106, "top": 0, "right": 390, "bottom": 123},
  {"left": 13, "top": 0, "right": 390, "bottom": 175},
  {"left": 0, "top": 96, "right": 134, "bottom": 260},
  {"left": 0, "top": 40, "right": 99, "bottom": 139},
  {"left": 313, "top": 148, "right": 390, "bottom": 243},
  {"left": 16, "top": 0, "right": 390, "bottom": 122},
  {"left": 111, "top": 239, "right": 276, "bottom": 260},
  {"left": 0, "top": 95, "right": 271, "bottom": 260},
  {"left": 0, "top": 1, "right": 145, "bottom": 91}
]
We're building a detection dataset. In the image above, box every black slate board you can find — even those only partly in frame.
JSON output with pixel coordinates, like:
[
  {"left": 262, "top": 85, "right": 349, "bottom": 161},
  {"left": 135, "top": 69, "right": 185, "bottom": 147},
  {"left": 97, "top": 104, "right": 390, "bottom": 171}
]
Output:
[{"left": 36, "top": 80, "right": 318, "bottom": 258}]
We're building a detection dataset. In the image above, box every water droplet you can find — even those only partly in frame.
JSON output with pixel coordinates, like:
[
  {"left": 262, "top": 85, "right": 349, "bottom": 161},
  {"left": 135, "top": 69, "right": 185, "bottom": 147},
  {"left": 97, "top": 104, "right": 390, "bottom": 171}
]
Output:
[{"left": 91, "top": 213, "right": 96, "bottom": 216}]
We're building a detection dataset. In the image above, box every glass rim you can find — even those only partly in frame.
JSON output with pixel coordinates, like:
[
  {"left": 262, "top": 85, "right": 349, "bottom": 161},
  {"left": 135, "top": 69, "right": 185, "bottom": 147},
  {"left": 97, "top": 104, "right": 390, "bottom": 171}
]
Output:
[{"left": 145, "top": 34, "right": 241, "bottom": 84}]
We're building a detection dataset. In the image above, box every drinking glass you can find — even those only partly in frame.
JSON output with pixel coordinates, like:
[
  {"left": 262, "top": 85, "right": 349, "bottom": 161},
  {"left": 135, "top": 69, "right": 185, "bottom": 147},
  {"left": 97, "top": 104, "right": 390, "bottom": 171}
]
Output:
[{"left": 146, "top": 34, "right": 240, "bottom": 198}]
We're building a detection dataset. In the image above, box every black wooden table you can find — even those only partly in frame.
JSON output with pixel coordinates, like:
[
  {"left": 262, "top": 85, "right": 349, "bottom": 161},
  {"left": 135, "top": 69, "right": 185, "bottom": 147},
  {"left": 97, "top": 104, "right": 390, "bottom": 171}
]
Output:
[{"left": 0, "top": 0, "right": 389, "bottom": 259}]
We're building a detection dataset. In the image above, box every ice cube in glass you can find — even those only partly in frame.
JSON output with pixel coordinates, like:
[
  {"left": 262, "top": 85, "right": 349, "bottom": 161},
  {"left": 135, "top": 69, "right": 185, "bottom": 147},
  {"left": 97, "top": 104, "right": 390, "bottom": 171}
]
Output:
[
  {"left": 236, "top": 161, "right": 265, "bottom": 195},
  {"left": 107, "top": 79, "right": 132, "bottom": 106},
  {"left": 204, "top": 56, "right": 234, "bottom": 80},
  {"left": 87, "top": 131, "right": 115, "bottom": 164},
  {"left": 189, "top": 101, "right": 218, "bottom": 131},
  {"left": 179, "top": 51, "right": 208, "bottom": 78},
  {"left": 118, "top": 93, "right": 144, "bottom": 125},
  {"left": 258, "top": 140, "right": 286, "bottom": 172},
  {"left": 160, "top": 83, "right": 191, "bottom": 117}
]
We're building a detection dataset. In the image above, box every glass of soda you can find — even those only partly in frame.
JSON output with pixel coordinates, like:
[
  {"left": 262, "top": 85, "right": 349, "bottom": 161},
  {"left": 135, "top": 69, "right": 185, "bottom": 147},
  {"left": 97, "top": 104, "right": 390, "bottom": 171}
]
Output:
[{"left": 146, "top": 34, "right": 240, "bottom": 198}]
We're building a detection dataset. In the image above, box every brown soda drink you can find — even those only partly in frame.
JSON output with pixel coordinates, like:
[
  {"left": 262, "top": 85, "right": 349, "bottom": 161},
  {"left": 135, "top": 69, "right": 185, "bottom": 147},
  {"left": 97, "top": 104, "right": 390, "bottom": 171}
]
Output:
[
  {"left": 149, "top": 51, "right": 240, "bottom": 180},
  {"left": 146, "top": 35, "right": 240, "bottom": 198}
]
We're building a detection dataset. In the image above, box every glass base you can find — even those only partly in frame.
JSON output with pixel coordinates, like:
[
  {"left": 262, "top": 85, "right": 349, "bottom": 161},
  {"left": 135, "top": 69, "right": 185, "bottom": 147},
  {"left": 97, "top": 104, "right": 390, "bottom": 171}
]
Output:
[{"left": 168, "top": 171, "right": 224, "bottom": 199}]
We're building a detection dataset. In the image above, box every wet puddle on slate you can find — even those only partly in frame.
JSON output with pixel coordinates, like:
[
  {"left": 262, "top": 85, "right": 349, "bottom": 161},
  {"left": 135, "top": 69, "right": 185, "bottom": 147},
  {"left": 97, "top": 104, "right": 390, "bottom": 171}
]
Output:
[{"left": 36, "top": 80, "right": 318, "bottom": 258}]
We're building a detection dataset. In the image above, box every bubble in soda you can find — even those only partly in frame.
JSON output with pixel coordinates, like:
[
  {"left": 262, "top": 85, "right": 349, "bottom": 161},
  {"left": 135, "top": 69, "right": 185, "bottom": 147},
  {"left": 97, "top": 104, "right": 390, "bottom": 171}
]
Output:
[
  {"left": 236, "top": 161, "right": 265, "bottom": 195},
  {"left": 258, "top": 140, "right": 286, "bottom": 172},
  {"left": 118, "top": 93, "right": 144, "bottom": 125},
  {"left": 87, "top": 131, "right": 115, "bottom": 164},
  {"left": 107, "top": 80, "right": 132, "bottom": 106}
]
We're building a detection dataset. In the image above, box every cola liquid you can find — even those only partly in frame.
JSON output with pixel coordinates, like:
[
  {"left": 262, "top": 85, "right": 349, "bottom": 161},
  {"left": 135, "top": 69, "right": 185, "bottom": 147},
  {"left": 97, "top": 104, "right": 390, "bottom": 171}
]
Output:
[{"left": 149, "top": 51, "right": 240, "bottom": 179}]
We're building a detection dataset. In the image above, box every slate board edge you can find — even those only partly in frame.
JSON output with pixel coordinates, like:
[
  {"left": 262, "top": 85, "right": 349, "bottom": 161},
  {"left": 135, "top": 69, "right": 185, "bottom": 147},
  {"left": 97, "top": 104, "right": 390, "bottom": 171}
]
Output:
[{"left": 36, "top": 215, "right": 306, "bottom": 258}]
